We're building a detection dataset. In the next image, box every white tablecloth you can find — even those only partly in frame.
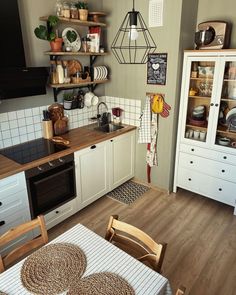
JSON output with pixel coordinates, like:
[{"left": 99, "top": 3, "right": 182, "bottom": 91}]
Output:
[{"left": 0, "top": 224, "right": 172, "bottom": 295}]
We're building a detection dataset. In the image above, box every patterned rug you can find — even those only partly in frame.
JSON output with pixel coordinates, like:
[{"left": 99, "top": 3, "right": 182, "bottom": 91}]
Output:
[{"left": 107, "top": 181, "right": 150, "bottom": 205}]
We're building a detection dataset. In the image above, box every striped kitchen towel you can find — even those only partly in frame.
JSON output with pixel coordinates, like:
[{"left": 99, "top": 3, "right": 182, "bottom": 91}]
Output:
[{"left": 138, "top": 96, "right": 151, "bottom": 143}]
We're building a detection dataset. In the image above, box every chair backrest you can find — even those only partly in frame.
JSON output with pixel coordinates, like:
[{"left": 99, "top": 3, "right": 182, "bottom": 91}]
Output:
[
  {"left": 0, "top": 215, "right": 48, "bottom": 273},
  {"left": 105, "top": 215, "right": 167, "bottom": 273},
  {"left": 176, "top": 286, "right": 186, "bottom": 295}
]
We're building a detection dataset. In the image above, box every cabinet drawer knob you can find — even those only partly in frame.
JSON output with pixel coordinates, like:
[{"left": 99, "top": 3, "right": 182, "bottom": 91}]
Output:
[
  {"left": 223, "top": 156, "right": 227, "bottom": 159},
  {"left": 110, "top": 140, "right": 113, "bottom": 142},
  {"left": 215, "top": 103, "right": 219, "bottom": 107},
  {"left": 190, "top": 161, "right": 193, "bottom": 164},
  {"left": 221, "top": 169, "right": 225, "bottom": 173},
  {"left": 56, "top": 210, "right": 59, "bottom": 214},
  {"left": 219, "top": 188, "right": 222, "bottom": 191},
  {"left": 210, "top": 103, "right": 214, "bottom": 106},
  {"left": 90, "top": 145, "right": 96, "bottom": 149},
  {"left": 191, "top": 148, "right": 194, "bottom": 152},
  {"left": 0, "top": 202, "right": 2, "bottom": 206},
  {"left": 0, "top": 221, "right": 5, "bottom": 226},
  {"left": 188, "top": 178, "right": 192, "bottom": 181}
]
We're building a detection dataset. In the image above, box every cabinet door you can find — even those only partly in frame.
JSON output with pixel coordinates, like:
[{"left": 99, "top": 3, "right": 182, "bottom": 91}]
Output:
[
  {"left": 75, "top": 141, "right": 109, "bottom": 209},
  {"left": 209, "top": 56, "right": 236, "bottom": 152},
  {"left": 179, "top": 55, "right": 220, "bottom": 147},
  {"left": 109, "top": 131, "right": 135, "bottom": 190}
]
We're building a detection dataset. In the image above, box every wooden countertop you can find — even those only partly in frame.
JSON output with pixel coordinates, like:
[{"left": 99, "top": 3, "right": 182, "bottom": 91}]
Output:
[{"left": 0, "top": 124, "right": 136, "bottom": 180}]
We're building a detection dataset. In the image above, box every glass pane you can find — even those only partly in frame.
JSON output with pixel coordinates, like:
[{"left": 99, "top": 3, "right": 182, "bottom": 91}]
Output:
[
  {"left": 215, "top": 61, "right": 236, "bottom": 149},
  {"left": 184, "top": 60, "right": 215, "bottom": 143}
]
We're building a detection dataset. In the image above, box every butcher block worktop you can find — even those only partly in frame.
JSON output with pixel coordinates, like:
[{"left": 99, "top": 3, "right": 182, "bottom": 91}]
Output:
[{"left": 0, "top": 124, "right": 136, "bottom": 180}]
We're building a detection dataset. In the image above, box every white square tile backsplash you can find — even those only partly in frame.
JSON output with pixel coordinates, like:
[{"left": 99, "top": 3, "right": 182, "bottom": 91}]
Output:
[{"left": 0, "top": 96, "right": 141, "bottom": 148}]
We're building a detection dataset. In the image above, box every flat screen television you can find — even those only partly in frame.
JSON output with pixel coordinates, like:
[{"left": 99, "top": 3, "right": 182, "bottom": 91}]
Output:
[{"left": 0, "top": 0, "right": 48, "bottom": 99}]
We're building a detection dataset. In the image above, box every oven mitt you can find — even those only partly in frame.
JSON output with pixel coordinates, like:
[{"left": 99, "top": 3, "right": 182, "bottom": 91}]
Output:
[
  {"left": 160, "top": 101, "right": 171, "bottom": 118},
  {"left": 152, "top": 94, "right": 164, "bottom": 114}
]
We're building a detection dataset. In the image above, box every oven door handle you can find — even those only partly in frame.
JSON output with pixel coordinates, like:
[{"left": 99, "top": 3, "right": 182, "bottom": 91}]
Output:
[{"left": 33, "top": 166, "right": 74, "bottom": 186}]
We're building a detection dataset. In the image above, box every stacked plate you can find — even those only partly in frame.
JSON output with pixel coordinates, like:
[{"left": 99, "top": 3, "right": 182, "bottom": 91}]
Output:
[{"left": 93, "top": 66, "right": 108, "bottom": 80}]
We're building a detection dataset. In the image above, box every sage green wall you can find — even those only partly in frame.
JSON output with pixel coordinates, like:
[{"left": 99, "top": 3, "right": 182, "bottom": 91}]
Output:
[
  {"left": 0, "top": 0, "right": 103, "bottom": 113},
  {"left": 103, "top": 0, "right": 198, "bottom": 191},
  {"left": 197, "top": 0, "right": 236, "bottom": 48}
]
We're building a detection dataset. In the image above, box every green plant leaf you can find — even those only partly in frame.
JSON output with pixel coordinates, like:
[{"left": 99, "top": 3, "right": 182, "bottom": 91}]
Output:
[
  {"left": 48, "top": 15, "right": 59, "bottom": 27},
  {"left": 34, "top": 25, "right": 48, "bottom": 40},
  {"left": 48, "top": 32, "right": 56, "bottom": 42},
  {"left": 66, "top": 30, "right": 77, "bottom": 43}
]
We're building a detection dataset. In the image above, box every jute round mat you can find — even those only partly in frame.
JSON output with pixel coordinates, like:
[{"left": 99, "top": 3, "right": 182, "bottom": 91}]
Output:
[
  {"left": 67, "top": 272, "right": 135, "bottom": 295},
  {"left": 21, "top": 243, "right": 86, "bottom": 295}
]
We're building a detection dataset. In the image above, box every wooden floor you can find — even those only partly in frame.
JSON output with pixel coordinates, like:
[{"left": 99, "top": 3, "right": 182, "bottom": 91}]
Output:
[{"left": 49, "top": 187, "right": 236, "bottom": 295}]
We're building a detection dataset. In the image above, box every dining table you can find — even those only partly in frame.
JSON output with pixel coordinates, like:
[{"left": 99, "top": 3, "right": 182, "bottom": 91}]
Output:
[{"left": 0, "top": 223, "right": 172, "bottom": 295}]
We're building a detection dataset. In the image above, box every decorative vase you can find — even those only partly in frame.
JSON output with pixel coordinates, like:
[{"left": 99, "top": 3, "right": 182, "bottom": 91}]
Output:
[
  {"left": 79, "top": 9, "right": 88, "bottom": 21},
  {"left": 50, "top": 38, "right": 63, "bottom": 52},
  {"left": 63, "top": 100, "right": 72, "bottom": 110}
]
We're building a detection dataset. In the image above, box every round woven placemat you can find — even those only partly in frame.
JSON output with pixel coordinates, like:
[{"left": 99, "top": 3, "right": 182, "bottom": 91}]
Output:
[
  {"left": 21, "top": 243, "right": 86, "bottom": 295},
  {"left": 67, "top": 272, "right": 135, "bottom": 295}
]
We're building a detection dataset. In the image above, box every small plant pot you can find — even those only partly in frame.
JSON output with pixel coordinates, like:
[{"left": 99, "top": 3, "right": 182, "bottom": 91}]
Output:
[
  {"left": 79, "top": 9, "right": 88, "bottom": 21},
  {"left": 50, "top": 38, "right": 63, "bottom": 52},
  {"left": 63, "top": 100, "right": 72, "bottom": 110}
]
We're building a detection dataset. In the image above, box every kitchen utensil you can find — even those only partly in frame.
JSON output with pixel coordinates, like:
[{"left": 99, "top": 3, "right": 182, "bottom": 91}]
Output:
[
  {"left": 48, "top": 103, "right": 64, "bottom": 123},
  {"left": 51, "top": 136, "right": 70, "bottom": 145},
  {"left": 54, "top": 115, "right": 68, "bottom": 135}
]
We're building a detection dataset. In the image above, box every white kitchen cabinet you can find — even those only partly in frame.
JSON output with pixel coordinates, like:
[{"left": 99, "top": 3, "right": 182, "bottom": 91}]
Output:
[
  {"left": 0, "top": 172, "right": 32, "bottom": 256},
  {"left": 174, "top": 50, "right": 236, "bottom": 214},
  {"left": 108, "top": 130, "right": 135, "bottom": 190},
  {"left": 75, "top": 141, "right": 109, "bottom": 209},
  {"left": 75, "top": 130, "right": 136, "bottom": 209}
]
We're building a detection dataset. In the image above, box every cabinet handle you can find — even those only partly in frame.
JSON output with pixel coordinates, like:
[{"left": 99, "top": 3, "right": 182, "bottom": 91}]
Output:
[
  {"left": 48, "top": 161, "right": 55, "bottom": 167},
  {"left": 0, "top": 221, "right": 5, "bottom": 226},
  {"left": 210, "top": 103, "right": 214, "bottom": 106},
  {"left": 0, "top": 202, "right": 2, "bottom": 206},
  {"left": 218, "top": 188, "right": 222, "bottom": 191},
  {"left": 191, "top": 148, "right": 194, "bottom": 152},
  {"left": 56, "top": 211, "right": 59, "bottom": 214},
  {"left": 223, "top": 156, "right": 227, "bottom": 159},
  {"left": 110, "top": 140, "right": 113, "bottom": 142},
  {"left": 188, "top": 178, "right": 192, "bottom": 181},
  {"left": 37, "top": 166, "right": 44, "bottom": 171},
  {"left": 90, "top": 145, "right": 96, "bottom": 149},
  {"left": 190, "top": 161, "right": 193, "bottom": 164},
  {"left": 215, "top": 103, "right": 219, "bottom": 107},
  {"left": 221, "top": 169, "right": 225, "bottom": 173},
  {"left": 58, "top": 158, "right": 65, "bottom": 163}
]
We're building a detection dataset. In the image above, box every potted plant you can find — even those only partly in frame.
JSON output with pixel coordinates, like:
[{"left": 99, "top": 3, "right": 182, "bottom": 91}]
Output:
[
  {"left": 76, "top": 2, "right": 89, "bottom": 21},
  {"left": 63, "top": 91, "right": 74, "bottom": 110},
  {"left": 34, "top": 15, "right": 63, "bottom": 52}
]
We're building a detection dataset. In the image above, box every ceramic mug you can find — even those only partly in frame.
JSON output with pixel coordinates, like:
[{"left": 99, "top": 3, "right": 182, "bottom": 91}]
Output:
[
  {"left": 199, "top": 131, "right": 206, "bottom": 141},
  {"left": 193, "top": 130, "right": 200, "bottom": 139}
]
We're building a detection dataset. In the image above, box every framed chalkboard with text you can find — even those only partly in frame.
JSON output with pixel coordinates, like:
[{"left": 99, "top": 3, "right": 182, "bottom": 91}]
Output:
[{"left": 147, "top": 53, "right": 168, "bottom": 85}]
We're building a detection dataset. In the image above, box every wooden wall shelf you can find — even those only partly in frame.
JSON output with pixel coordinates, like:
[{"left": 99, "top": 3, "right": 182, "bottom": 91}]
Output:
[{"left": 39, "top": 16, "right": 106, "bottom": 27}]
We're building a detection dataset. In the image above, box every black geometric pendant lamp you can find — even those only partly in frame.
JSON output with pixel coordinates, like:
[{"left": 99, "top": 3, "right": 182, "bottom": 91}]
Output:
[{"left": 111, "top": 0, "right": 157, "bottom": 64}]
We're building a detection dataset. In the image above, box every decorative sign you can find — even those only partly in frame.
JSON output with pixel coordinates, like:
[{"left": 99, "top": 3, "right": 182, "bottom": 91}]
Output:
[{"left": 147, "top": 53, "right": 168, "bottom": 85}]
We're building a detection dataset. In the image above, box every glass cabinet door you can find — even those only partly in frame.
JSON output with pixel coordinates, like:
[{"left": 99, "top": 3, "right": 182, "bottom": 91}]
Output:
[
  {"left": 183, "top": 58, "right": 216, "bottom": 144},
  {"left": 214, "top": 58, "right": 236, "bottom": 149}
]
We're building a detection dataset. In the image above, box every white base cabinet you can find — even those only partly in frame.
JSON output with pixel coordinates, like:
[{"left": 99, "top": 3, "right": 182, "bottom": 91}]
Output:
[
  {"left": 75, "top": 130, "right": 135, "bottom": 209},
  {"left": 174, "top": 50, "right": 236, "bottom": 214},
  {"left": 0, "top": 172, "right": 32, "bottom": 256}
]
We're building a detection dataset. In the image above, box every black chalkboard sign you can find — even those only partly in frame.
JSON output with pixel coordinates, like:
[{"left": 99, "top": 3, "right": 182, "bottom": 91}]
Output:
[{"left": 147, "top": 53, "right": 168, "bottom": 85}]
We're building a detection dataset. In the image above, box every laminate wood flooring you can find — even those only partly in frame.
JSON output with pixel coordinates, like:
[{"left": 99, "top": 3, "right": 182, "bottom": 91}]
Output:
[{"left": 49, "top": 188, "right": 236, "bottom": 295}]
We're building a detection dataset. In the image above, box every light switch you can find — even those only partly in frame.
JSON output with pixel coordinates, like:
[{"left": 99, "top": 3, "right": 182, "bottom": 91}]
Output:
[{"left": 149, "top": 0, "right": 164, "bottom": 27}]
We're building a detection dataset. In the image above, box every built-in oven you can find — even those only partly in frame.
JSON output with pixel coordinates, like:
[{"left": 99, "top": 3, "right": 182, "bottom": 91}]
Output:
[{"left": 25, "top": 153, "right": 76, "bottom": 218}]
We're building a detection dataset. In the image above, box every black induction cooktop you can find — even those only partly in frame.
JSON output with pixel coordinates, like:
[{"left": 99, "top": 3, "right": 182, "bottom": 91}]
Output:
[{"left": 0, "top": 138, "right": 68, "bottom": 164}]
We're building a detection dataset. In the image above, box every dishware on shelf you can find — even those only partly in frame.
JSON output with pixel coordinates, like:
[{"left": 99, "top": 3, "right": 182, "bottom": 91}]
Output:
[
  {"left": 198, "top": 66, "right": 214, "bottom": 78},
  {"left": 199, "top": 131, "right": 206, "bottom": 141},
  {"left": 193, "top": 130, "right": 200, "bottom": 139},
  {"left": 188, "top": 117, "right": 207, "bottom": 127},
  {"left": 84, "top": 91, "right": 99, "bottom": 107},
  {"left": 217, "top": 137, "right": 231, "bottom": 146}
]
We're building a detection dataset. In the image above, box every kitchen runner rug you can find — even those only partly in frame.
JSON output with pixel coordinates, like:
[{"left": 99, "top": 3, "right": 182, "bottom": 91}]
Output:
[{"left": 107, "top": 180, "right": 150, "bottom": 205}]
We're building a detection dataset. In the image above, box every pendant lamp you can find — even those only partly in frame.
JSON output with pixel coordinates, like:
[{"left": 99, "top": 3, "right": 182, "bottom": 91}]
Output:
[{"left": 111, "top": 0, "right": 157, "bottom": 64}]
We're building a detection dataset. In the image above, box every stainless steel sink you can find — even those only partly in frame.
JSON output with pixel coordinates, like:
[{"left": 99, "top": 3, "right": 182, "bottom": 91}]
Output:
[{"left": 94, "top": 123, "right": 124, "bottom": 133}]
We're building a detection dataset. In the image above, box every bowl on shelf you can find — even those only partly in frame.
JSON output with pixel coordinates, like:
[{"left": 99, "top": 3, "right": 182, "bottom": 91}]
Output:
[
  {"left": 217, "top": 137, "right": 231, "bottom": 146},
  {"left": 188, "top": 117, "right": 207, "bottom": 127}
]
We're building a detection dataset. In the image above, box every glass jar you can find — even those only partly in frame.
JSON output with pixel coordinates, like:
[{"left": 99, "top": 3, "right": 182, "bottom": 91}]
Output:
[
  {"left": 70, "top": 3, "right": 78, "bottom": 19},
  {"left": 55, "top": 0, "right": 63, "bottom": 17},
  {"left": 63, "top": 2, "right": 70, "bottom": 18}
]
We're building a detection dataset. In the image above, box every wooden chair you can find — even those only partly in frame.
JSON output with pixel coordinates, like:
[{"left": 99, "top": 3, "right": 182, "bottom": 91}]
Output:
[
  {"left": 176, "top": 286, "right": 186, "bottom": 295},
  {"left": 0, "top": 215, "right": 48, "bottom": 273},
  {"left": 105, "top": 215, "right": 167, "bottom": 273}
]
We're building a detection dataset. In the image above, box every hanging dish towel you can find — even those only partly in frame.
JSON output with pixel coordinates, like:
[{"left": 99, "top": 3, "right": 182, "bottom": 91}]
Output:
[{"left": 138, "top": 96, "right": 151, "bottom": 143}]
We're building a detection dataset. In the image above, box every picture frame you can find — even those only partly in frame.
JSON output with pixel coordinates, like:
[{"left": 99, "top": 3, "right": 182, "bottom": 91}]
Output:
[{"left": 147, "top": 53, "right": 168, "bottom": 85}]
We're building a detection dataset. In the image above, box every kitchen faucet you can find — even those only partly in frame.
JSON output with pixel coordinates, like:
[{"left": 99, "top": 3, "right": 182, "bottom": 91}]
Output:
[{"left": 97, "top": 102, "right": 110, "bottom": 126}]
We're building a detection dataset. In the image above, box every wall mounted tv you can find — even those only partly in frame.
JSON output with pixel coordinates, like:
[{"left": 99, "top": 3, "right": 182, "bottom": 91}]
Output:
[{"left": 0, "top": 0, "right": 48, "bottom": 99}]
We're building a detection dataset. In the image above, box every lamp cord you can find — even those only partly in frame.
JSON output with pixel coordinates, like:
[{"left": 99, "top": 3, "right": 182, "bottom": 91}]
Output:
[{"left": 133, "top": 0, "right": 135, "bottom": 11}]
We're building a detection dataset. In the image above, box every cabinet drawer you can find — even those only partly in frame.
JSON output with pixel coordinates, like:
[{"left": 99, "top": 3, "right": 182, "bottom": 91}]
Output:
[
  {"left": 180, "top": 144, "right": 236, "bottom": 165},
  {"left": 44, "top": 198, "right": 77, "bottom": 230},
  {"left": 179, "top": 152, "right": 236, "bottom": 183},
  {"left": 177, "top": 167, "right": 236, "bottom": 206},
  {"left": 0, "top": 172, "right": 27, "bottom": 199},
  {"left": 0, "top": 190, "right": 29, "bottom": 216}
]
